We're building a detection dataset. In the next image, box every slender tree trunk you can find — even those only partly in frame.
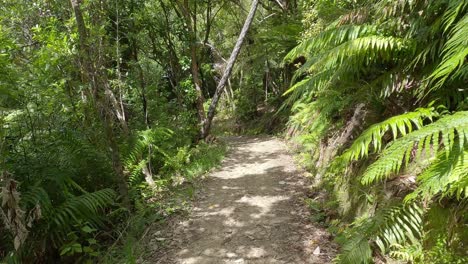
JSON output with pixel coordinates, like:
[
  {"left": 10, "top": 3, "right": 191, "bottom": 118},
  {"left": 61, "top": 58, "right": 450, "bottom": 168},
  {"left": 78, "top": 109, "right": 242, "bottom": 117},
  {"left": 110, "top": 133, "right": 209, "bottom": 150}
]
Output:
[
  {"left": 176, "top": 0, "right": 208, "bottom": 138},
  {"left": 201, "top": 0, "right": 259, "bottom": 139},
  {"left": 69, "top": 0, "right": 131, "bottom": 209},
  {"left": 190, "top": 44, "right": 208, "bottom": 127},
  {"left": 133, "top": 42, "right": 150, "bottom": 127}
]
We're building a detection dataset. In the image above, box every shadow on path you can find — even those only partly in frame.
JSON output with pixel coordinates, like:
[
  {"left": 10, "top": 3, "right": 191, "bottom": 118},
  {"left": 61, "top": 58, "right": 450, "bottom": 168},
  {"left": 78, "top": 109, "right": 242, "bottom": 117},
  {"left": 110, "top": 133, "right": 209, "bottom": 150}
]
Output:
[{"left": 145, "top": 136, "right": 335, "bottom": 264}]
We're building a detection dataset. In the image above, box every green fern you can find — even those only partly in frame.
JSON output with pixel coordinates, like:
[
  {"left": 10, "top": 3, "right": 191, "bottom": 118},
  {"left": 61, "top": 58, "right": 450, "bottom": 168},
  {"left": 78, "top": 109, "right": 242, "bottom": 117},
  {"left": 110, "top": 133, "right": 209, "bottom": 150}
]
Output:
[
  {"left": 430, "top": 14, "right": 468, "bottom": 89},
  {"left": 284, "top": 24, "right": 378, "bottom": 63},
  {"left": 337, "top": 203, "right": 423, "bottom": 264},
  {"left": 388, "top": 243, "right": 423, "bottom": 262},
  {"left": 125, "top": 128, "right": 173, "bottom": 184},
  {"left": 361, "top": 111, "right": 468, "bottom": 185},
  {"left": 302, "top": 36, "right": 410, "bottom": 76},
  {"left": 337, "top": 233, "right": 373, "bottom": 264},
  {"left": 374, "top": 203, "right": 423, "bottom": 254},
  {"left": 49, "top": 188, "right": 116, "bottom": 245},
  {"left": 405, "top": 148, "right": 468, "bottom": 201},
  {"left": 340, "top": 108, "right": 437, "bottom": 164},
  {"left": 285, "top": 0, "right": 468, "bottom": 262}
]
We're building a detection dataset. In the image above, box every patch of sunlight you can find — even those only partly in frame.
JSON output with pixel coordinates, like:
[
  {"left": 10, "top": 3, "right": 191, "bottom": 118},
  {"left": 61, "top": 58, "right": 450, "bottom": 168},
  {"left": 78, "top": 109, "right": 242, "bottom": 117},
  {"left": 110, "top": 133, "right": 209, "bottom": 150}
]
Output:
[
  {"left": 221, "top": 185, "right": 243, "bottom": 190},
  {"left": 178, "top": 256, "right": 204, "bottom": 264},
  {"left": 236, "top": 195, "right": 289, "bottom": 218},
  {"left": 211, "top": 163, "right": 287, "bottom": 179},
  {"left": 224, "top": 218, "right": 244, "bottom": 227},
  {"left": 246, "top": 247, "right": 267, "bottom": 258},
  {"left": 197, "top": 206, "right": 235, "bottom": 217}
]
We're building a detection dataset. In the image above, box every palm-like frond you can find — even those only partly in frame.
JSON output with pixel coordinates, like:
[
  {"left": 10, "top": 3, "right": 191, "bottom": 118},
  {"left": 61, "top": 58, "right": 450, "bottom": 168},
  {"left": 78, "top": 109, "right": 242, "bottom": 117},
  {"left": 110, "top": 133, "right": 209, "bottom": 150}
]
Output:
[
  {"left": 440, "top": 0, "right": 468, "bottom": 32},
  {"left": 50, "top": 188, "right": 116, "bottom": 245},
  {"left": 340, "top": 108, "right": 437, "bottom": 163},
  {"left": 305, "top": 36, "right": 410, "bottom": 75},
  {"left": 374, "top": 203, "right": 423, "bottom": 254},
  {"left": 430, "top": 14, "right": 468, "bottom": 88},
  {"left": 20, "top": 186, "right": 53, "bottom": 216},
  {"left": 361, "top": 111, "right": 468, "bottom": 185},
  {"left": 284, "top": 24, "right": 377, "bottom": 63},
  {"left": 336, "top": 233, "right": 373, "bottom": 264},
  {"left": 376, "top": 0, "right": 418, "bottom": 18},
  {"left": 281, "top": 70, "right": 333, "bottom": 108},
  {"left": 405, "top": 148, "right": 468, "bottom": 201},
  {"left": 337, "top": 203, "right": 423, "bottom": 264}
]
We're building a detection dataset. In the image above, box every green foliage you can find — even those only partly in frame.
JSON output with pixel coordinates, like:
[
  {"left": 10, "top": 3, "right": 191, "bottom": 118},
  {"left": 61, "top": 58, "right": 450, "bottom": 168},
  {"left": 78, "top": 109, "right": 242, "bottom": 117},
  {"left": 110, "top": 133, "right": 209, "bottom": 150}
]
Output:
[
  {"left": 429, "top": 2, "right": 468, "bottom": 89},
  {"left": 0, "top": 0, "right": 229, "bottom": 261},
  {"left": 284, "top": 0, "right": 468, "bottom": 262},
  {"left": 339, "top": 107, "right": 437, "bottom": 163},
  {"left": 361, "top": 111, "right": 468, "bottom": 185},
  {"left": 336, "top": 203, "right": 424, "bottom": 263},
  {"left": 101, "top": 141, "right": 226, "bottom": 263},
  {"left": 406, "top": 148, "right": 468, "bottom": 201}
]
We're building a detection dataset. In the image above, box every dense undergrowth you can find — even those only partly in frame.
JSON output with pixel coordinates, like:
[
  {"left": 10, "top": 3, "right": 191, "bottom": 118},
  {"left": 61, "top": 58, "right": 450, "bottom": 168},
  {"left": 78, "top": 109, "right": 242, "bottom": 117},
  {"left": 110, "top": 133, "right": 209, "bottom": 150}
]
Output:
[
  {"left": 282, "top": 0, "right": 468, "bottom": 263},
  {"left": 0, "top": 0, "right": 231, "bottom": 262},
  {"left": 101, "top": 141, "right": 226, "bottom": 263},
  {"left": 1, "top": 0, "right": 466, "bottom": 263}
]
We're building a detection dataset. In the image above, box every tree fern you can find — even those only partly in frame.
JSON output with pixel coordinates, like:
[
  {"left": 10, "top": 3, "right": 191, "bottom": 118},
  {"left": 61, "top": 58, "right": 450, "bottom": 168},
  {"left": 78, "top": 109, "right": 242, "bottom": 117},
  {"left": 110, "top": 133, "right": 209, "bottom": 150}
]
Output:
[
  {"left": 361, "top": 111, "right": 468, "bottom": 185},
  {"left": 284, "top": 24, "right": 378, "bottom": 63},
  {"left": 405, "top": 148, "right": 468, "bottom": 201},
  {"left": 285, "top": 0, "right": 468, "bottom": 262},
  {"left": 374, "top": 203, "right": 423, "bottom": 254},
  {"left": 430, "top": 14, "right": 468, "bottom": 89},
  {"left": 337, "top": 203, "right": 423, "bottom": 264},
  {"left": 304, "top": 36, "right": 410, "bottom": 75},
  {"left": 340, "top": 108, "right": 437, "bottom": 164}
]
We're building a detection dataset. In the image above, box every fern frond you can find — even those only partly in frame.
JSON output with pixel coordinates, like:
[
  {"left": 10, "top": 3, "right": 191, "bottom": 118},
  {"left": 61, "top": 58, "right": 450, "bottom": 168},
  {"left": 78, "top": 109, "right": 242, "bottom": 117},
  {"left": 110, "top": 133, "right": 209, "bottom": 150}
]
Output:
[
  {"left": 20, "top": 186, "right": 53, "bottom": 215},
  {"left": 361, "top": 111, "right": 468, "bottom": 185},
  {"left": 375, "top": 203, "right": 423, "bottom": 254},
  {"left": 50, "top": 189, "right": 115, "bottom": 244},
  {"left": 282, "top": 70, "right": 333, "bottom": 108},
  {"left": 340, "top": 108, "right": 437, "bottom": 164},
  {"left": 405, "top": 148, "right": 468, "bottom": 201},
  {"left": 430, "top": 14, "right": 468, "bottom": 89},
  {"left": 125, "top": 128, "right": 173, "bottom": 169},
  {"left": 306, "top": 36, "right": 410, "bottom": 75},
  {"left": 441, "top": 0, "right": 468, "bottom": 32},
  {"left": 375, "top": 70, "right": 417, "bottom": 98},
  {"left": 337, "top": 8, "right": 370, "bottom": 25},
  {"left": 388, "top": 243, "right": 423, "bottom": 262},
  {"left": 284, "top": 24, "right": 377, "bottom": 62},
  {"left": 376, "top": 0, "right": 418, "bottom": 19},
  {"left": 336, "top": 233, "right": 372, "bottom": 264}
]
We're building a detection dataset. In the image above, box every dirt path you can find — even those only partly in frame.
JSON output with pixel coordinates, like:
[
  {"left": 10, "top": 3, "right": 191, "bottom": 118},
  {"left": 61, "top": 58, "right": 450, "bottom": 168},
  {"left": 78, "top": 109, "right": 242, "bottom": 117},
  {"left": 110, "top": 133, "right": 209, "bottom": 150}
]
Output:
[{"left": 144, "top": 136, "right": 336, "bottom": 263}]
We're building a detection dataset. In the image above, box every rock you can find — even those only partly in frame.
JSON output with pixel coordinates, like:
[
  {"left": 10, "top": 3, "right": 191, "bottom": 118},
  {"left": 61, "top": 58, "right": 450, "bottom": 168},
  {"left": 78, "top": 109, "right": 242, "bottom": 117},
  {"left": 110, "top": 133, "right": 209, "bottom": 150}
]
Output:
[{"left": 313, "top": 246, "right": 320, "bottom": 255}]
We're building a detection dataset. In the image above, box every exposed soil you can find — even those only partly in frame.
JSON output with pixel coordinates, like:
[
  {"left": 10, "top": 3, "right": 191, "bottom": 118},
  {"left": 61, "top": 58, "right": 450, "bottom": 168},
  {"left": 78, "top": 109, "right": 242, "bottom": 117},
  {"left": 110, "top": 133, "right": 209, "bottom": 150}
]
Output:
[{"left": 142, "top": 136, "right": 336, "bottom": 263}]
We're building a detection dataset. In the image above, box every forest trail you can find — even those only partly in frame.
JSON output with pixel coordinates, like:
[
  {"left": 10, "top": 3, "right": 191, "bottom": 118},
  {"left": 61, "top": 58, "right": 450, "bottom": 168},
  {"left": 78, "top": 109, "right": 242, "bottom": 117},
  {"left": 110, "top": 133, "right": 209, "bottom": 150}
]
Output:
[{"left": 144, "top": 136, "right": 335, "bottom": 263}]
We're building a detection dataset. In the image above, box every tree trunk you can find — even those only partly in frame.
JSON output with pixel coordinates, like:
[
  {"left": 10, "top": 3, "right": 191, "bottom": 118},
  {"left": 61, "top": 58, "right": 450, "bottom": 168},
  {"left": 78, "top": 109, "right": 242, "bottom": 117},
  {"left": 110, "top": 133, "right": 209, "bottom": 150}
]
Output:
[
  {"left": 176, "top": 0, "right": 208, "bottom": 138},
  {"left": 201, "top": 0, "right": 259, "bottom": 139},
  {"left": 69, "top": 0, "right": 131, "bottom": 209}
]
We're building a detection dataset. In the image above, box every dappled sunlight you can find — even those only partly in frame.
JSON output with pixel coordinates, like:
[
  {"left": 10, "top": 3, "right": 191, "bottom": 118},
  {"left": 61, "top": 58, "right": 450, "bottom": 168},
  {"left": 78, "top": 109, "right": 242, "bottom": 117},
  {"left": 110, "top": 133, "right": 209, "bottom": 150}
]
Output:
[
  {"left": 236, "top": 195, "right": 289, "bottom": 219},
  {"left": 145, "top": 137, "right": 334, "bottom": 263}
]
